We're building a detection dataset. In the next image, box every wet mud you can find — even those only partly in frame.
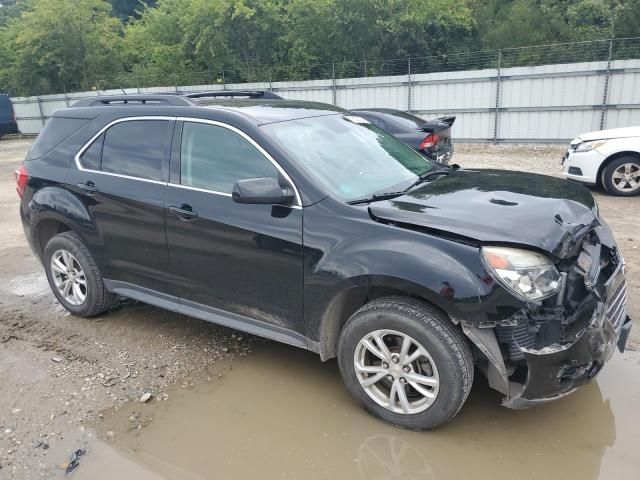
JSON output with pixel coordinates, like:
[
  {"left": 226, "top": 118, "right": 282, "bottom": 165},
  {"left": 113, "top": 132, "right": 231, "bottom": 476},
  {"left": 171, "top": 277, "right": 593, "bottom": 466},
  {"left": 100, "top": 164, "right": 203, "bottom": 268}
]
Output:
[{"left": 88, "top": 344, "right": 640, "bottom": 480}]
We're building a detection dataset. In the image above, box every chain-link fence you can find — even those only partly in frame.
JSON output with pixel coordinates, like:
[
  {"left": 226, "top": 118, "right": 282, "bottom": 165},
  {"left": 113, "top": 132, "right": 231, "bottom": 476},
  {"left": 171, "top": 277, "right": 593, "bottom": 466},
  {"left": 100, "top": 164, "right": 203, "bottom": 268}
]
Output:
[
  {"left": 11, "top": 37, "right": 640, "bottom": 142},
  {"left": 85, "top": 37, "right": 640, "bottom": 92}
]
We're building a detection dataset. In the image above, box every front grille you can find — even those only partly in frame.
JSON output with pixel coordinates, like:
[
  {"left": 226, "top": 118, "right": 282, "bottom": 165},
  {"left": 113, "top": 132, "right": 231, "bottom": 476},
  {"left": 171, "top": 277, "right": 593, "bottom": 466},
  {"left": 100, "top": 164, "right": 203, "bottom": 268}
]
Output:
[{"left": 606, "top": 278, "right": 627, "bottom": 329}]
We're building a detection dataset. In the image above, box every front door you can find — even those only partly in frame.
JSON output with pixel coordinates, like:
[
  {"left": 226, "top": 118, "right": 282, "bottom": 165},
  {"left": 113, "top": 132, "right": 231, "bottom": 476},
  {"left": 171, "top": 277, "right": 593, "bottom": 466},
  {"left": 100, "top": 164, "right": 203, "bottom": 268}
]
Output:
[{"left": 165, "top": 120, "right": 304, "bottom": 337}]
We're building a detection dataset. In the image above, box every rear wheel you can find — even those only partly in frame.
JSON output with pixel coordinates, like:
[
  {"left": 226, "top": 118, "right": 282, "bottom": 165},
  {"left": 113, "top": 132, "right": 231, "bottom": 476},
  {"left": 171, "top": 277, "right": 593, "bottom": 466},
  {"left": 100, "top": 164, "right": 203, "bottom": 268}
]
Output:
[
  {"left": 602, "top": 156, "right": 640, "bottom": 196},
  {"left": 44, "top": 232, "right": 117, "bottom": 317},
  {"left": 337, "top": 296, "right": 473, "bottom": 430}
]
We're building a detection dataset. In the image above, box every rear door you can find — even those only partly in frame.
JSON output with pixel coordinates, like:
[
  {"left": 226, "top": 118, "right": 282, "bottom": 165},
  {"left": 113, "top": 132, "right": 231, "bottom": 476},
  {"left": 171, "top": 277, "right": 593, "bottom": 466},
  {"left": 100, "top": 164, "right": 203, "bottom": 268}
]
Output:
[
  {"left": 165, "top": 119, "right": 305, "bottom": 338},
  {"left": 69, "top": 117, "right": 174, "bottom": 293}
]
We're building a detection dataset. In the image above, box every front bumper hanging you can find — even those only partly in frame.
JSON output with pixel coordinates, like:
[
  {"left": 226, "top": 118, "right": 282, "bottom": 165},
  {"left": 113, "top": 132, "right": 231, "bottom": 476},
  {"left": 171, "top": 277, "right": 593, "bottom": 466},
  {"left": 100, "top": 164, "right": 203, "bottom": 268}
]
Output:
[{"left": 464, "top": 257, "right": 632, "bottom": 409}]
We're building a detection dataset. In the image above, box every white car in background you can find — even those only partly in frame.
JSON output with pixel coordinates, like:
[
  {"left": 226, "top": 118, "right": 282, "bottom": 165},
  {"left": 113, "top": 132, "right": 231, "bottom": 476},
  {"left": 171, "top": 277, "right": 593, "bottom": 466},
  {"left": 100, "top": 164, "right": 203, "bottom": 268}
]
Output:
[{"left": 562, "top": 126, "right": 640, "bottom": 196}]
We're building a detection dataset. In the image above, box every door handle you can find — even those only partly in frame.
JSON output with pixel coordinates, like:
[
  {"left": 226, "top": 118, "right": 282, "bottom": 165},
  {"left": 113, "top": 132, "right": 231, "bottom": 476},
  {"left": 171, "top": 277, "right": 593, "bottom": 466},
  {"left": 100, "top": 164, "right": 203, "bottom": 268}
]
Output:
[
  {"left": 77, "top": 182, "right": 98, "bottom": 194},
  {"left": 169, "top": 205, "right": 198, "bottom": 220}
]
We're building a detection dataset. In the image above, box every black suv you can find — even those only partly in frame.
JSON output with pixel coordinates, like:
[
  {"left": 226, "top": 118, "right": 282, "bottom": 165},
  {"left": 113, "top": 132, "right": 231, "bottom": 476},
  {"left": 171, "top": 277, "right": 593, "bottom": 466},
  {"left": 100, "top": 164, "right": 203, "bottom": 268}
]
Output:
[{"left": 17, "top": 92, "right": 632, "bottom": 429}]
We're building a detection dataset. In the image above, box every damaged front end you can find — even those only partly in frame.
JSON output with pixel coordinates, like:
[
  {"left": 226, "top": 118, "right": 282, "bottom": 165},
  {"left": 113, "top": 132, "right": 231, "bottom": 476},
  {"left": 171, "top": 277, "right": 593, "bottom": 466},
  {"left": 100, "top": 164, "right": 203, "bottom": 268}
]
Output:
[{"left": 464, "top": 219, "right": 632, "bottom": 409}]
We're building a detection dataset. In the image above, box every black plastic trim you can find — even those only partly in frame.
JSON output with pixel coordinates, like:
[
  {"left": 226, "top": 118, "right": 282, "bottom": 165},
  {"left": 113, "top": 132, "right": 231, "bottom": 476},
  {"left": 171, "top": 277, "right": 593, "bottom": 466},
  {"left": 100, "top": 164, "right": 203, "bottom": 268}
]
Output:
[{"left": 103, "top": 280, "right": 310, "bottom": 350}]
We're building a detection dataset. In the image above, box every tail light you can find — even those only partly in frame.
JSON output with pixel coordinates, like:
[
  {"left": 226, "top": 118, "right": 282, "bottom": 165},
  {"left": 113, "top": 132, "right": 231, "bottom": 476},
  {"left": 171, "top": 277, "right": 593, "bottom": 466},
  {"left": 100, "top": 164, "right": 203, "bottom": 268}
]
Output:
[
  {"left": 419, "top": 133, "right": 439, "bottom": 150},
  {"left": 14, "top": 165, "right": 28, "bottom": 198}
]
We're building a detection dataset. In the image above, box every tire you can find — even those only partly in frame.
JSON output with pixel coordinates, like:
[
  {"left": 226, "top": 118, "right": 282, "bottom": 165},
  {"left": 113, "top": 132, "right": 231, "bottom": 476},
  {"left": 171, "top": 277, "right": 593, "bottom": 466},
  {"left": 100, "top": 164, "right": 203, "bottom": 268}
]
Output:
[
  {"left": 602, "top": 156, "right": 640, "bottom": 196},
  {"left": 44, "top": 231, "right": 117, "bottom": 317},
  {"left": 337, "top": 296, "right": 473, "bottom": 430}
]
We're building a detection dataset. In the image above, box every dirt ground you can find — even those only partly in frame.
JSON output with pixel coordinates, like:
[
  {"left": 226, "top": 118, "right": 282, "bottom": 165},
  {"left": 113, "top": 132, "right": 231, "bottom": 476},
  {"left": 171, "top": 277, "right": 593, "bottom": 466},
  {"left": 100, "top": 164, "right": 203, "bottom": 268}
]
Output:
[{"left": 0, "top": 139, "right": 638, "bottom": 479}]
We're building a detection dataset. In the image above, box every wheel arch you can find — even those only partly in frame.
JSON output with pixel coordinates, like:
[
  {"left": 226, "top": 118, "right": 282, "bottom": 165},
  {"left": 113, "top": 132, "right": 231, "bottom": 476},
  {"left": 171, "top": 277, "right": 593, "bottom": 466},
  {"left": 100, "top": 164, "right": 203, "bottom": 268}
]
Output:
[
  {"left": 317, "top": 276, "right": 455, "bottom": 361},
  {"left": 28, "top": 186, "right": 94, "bottom": 259},
  {"left": 596, "top": 150, "right": 640, "bottom": 187},
  {"left": 34, "top": 218, "right": 73, "bottom": 259}
]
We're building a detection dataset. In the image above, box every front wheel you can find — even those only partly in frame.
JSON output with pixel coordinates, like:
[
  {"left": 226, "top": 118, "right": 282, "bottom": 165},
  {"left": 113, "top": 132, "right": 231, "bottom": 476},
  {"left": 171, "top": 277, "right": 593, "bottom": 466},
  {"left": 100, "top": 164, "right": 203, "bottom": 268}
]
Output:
[
  {"left": 602, "top": 156, "right": 640, "bottom": 196},
  {"left": 337, "top": 297, "right": 474, "bottom": 430}
]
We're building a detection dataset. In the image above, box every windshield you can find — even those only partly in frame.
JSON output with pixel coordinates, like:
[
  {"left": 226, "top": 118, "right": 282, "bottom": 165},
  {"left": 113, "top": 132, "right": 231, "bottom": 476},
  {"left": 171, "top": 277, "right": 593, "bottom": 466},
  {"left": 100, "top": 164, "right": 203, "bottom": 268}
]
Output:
[{"left": 262, "top": 115, "right": 434, "bottom": 201}]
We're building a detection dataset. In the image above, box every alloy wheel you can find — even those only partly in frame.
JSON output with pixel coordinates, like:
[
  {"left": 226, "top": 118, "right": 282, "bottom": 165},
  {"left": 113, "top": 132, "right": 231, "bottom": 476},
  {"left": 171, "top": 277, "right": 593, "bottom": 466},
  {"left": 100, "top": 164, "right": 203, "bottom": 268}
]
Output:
[
  {"left": 50, "top": 249, "right": 87, "bottom": 306},
  {"left": 353, "top": 329, "right": 440, "bottom": 414},
  {"left": 611, "top": 163, "right": 640, "bottom": 193}
]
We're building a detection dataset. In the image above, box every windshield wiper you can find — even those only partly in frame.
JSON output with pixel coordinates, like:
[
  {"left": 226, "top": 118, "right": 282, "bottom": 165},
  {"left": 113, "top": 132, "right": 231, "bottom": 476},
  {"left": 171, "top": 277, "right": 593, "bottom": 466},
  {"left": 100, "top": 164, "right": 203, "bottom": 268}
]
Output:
[
  {"left": 347, "top": 169, "right": 451, "bottom": 206},
  {"left": 346, "top": 191, "right": 406, "bottom": 205},
  {"left": 404, "top": 168, "right": 450, "bottom": 191}
]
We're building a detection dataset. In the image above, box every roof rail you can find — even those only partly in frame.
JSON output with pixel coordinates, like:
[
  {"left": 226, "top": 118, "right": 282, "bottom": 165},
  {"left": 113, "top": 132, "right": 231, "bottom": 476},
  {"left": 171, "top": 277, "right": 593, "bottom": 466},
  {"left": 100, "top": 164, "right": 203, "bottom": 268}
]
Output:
[
  {"left": 73, "top": 95, "right": 194, "bottom": 107},
  {"left": 184, "top": 90, "right": 283, "bottom": 100}
]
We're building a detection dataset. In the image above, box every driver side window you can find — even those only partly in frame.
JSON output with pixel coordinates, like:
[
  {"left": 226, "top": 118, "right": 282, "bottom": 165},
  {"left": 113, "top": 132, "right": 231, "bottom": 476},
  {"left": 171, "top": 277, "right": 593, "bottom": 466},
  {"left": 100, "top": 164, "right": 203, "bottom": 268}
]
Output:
[{"left": 180, "top": 122, "right": 278, "bottom": 194}]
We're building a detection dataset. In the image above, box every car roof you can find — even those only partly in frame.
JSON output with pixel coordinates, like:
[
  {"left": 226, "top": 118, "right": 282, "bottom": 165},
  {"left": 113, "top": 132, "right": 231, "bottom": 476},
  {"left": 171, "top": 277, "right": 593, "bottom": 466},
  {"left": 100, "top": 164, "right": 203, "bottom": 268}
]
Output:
[
  {"left": 196, "top": 99, "right": 345, "bottom": 124},
  {"left": 71, "top": 94, "right": 345, "bottom": 126}
]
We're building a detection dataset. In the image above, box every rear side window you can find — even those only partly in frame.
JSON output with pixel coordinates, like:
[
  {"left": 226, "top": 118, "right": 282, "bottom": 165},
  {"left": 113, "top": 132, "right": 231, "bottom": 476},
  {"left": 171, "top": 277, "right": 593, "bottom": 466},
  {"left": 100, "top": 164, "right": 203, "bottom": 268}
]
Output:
[
  {"left": 180, "top": 122, "right": 278, "bottom": 193},
  {"left": 100, "top": 120, "right": 169, "bottom": 181},
  {"left": 28, "top": 117, "right": 91, "bottom": 160}
]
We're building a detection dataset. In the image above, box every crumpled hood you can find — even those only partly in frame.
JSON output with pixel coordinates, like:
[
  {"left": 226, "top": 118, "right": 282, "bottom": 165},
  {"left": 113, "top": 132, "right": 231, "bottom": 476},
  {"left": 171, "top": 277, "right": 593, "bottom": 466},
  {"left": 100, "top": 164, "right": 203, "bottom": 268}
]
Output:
[
  {"left": 368, "top": 169, "right": 608, "bottom": 259},
  {"left": 578, "top": 126, "right": 640, "bottom": 142}
]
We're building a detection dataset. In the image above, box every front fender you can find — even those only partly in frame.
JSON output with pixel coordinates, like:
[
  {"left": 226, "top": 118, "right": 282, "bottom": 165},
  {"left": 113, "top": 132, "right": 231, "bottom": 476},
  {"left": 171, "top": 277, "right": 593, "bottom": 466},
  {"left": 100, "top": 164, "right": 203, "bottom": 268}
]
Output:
[
  {"left": 596, "top": 137, "right": 640, "bottom": 158},
  {"left": 303, "top": 201, "right": 525, "bottom": 350}
]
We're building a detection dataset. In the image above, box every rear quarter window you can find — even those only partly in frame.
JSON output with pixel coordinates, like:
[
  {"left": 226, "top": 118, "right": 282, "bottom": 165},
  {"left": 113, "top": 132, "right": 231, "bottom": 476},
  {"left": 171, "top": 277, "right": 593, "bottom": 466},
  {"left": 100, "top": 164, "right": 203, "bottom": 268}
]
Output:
[
  {"left": 100, "top": 120, "right": 170, "bottom": 181},
  {"left": 79, "top": 133, "right": 104, "bottom": 171},
  {"left": 27, "top": 117, "right": 91, "bottom": 160}
]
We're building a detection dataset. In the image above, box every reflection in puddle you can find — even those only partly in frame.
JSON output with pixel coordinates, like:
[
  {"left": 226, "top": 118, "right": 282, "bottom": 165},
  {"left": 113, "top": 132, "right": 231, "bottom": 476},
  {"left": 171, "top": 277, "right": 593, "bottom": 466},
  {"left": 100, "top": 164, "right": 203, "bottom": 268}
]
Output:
[
  {"left": 87, "top": 344, "right": 640, "bottom": 480},
  {"left": 358, "top": 435, "right": 435, "bottom": 480}
]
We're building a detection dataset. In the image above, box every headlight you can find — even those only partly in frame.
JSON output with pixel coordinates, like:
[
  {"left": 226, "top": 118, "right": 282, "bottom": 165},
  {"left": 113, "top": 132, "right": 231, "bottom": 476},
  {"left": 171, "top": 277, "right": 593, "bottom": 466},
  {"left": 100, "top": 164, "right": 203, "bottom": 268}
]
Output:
[
  {"left": 481, "top": 247, "right": 561, "bottom": 301},
  {"left": 574, "top": 140, "right": 607, "bottom": 152}
]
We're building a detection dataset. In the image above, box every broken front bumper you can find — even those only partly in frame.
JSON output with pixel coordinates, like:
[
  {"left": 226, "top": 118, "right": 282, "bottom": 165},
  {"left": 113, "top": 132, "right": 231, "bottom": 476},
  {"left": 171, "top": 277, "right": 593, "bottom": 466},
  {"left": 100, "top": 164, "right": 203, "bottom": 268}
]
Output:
[
  {"left": 504, "top": 314, "right": 632, "bottom": 408},
  {"left": 465, "top": 260, "right": 632, "bottom": 409}
]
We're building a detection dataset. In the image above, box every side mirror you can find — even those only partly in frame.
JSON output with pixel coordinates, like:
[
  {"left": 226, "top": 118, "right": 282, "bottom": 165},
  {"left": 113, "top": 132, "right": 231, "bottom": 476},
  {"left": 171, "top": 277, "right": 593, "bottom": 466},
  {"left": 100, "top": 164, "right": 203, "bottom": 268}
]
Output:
[{"left": 232, "top": 177, "right": 294, "bottom": 205}]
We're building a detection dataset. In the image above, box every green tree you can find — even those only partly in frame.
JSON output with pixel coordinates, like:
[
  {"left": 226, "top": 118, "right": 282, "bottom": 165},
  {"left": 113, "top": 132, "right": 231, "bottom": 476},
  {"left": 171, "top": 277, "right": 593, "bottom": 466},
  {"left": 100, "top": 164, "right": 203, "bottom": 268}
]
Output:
[
  {"left": 0, "top": 1, "right": 25, "bottom": 27},
  {"left": 470, "top": 0, "right": 634, "bottom": 50},
  {"left": 284, "top": 0, "right": 474, "bottom": 73},
  {"left": 123, "top": 0, "right": 287, "bottom": 85},
  {"left": 0, "top": 0, "right": 124, "bottom": 95},
  {"left": 108, "top": 0, "right": 156, "bottom": 20}
]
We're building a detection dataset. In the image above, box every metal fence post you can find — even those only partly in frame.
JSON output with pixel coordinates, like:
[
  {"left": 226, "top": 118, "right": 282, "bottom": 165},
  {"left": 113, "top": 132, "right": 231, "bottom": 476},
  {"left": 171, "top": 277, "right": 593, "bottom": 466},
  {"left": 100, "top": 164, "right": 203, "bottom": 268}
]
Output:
[
  {"left": 407, "top": 58, "right": 412, "bottom": 112},
  {"left": 222, "top": 70, "right": 226, "bottom": 90},
  {"left": 36, "top": 95, "right": 45, "bottom": 127},
  {"left": 600, "top": 38, "right": 614, "bottom": 130},
  {"left": 493, "top": 49, "right": 502, "bottom": 145},
  {"left": 332, "top": 63, "right": 337, "bottom": 106},
  {"left": 268, "top": 67, "right": 273, "bottom": 92}
]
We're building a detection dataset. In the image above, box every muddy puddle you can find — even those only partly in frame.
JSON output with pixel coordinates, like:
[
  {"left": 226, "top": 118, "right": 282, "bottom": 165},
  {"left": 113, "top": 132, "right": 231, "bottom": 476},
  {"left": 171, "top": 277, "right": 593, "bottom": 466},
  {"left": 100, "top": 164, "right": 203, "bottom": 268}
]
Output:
[{"left": 78, "top": 344, "right": 640, "bottom": 480}]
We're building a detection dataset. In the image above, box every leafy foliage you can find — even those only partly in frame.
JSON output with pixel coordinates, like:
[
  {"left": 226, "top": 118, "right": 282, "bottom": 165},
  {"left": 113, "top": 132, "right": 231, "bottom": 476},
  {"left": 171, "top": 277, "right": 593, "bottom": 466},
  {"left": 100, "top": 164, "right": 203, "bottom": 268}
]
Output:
[
  {"left": 0, "top": 0, "right": 124, "bottom": 94},
  {"left": 0, "top": 0, "right": 637, "bottom": 96}
]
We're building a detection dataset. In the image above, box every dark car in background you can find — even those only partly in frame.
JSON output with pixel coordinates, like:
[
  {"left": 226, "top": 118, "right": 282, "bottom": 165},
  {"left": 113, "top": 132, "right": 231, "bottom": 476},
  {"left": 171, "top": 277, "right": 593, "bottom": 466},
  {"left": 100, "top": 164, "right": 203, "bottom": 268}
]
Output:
[
  {"left": 16, "top": 93, "right": 631, "bottom": 430},
  {"left": 0, "top": 93, "right": 20, "bottom": 140},
  {"left": 351, "top": 109, "right": 455, "bottom": 164}
]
